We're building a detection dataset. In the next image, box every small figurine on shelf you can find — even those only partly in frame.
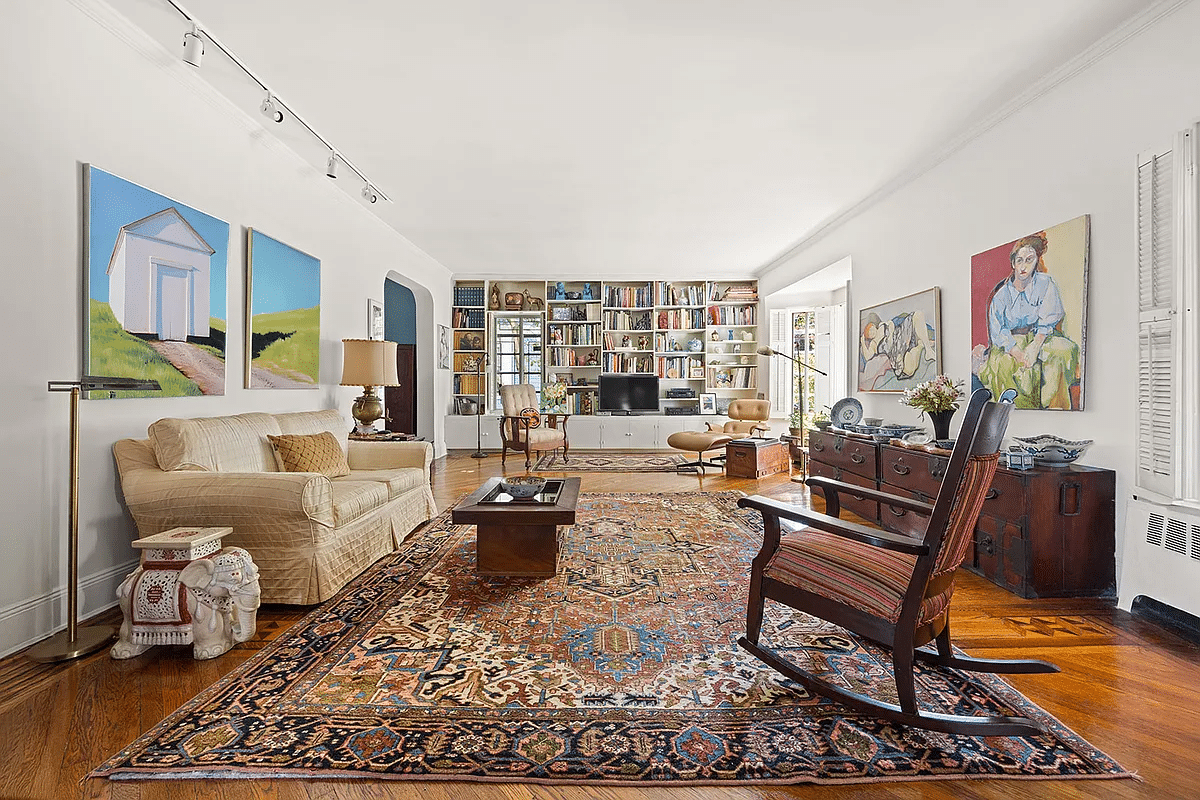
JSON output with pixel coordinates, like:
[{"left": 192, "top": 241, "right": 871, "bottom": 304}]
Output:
[
  {"left": 556, "top": 281, "right": 565, "bottom": 300},
  {"left": 710, "top": 330, "right": 719, "bottom": 341},
  {"left": 583, "top": 283, "right": 594, "bottom": 301},
  {"left": 727, "top": 329, "right": 734, "bottom": 340},
  {"left": 524, "top": 289, "right": 544, "bottom": 311},
  {"left": 586, "top": 350, "right": 598, "bottom": 366},
  {"left": 622, "top": 334, "right": 631, "bottom": 348},
  {"left": 551, "top": 328, "right": 563, "bottom": 344},
  {"left": 637, "top": 335, "right": 649, "bottom": 350},
  {"left": 489, "top": 284, "right": 501, "bottom": 310}
]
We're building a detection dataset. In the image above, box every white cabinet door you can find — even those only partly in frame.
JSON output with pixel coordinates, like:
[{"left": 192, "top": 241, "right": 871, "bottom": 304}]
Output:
[
  {"left": 444, "top": 415, "right": 500, "bottom": 450},
  {"left": 565, "top": 416, "right": 603, "bottom": 449},
  {"left": 655, "top": 415, "right": 701, "bottom": 448},
  {"left": 600, "top": 416, "right": 661, "bottom": 449}
]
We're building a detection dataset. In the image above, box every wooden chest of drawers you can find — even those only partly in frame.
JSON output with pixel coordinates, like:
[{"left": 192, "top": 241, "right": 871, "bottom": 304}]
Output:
[
  {"left": 725, "top": 439, "right": 789, "bottom": 479},
  {"left": 807, "top": 430, "right": 1116, "bottom": 599}
]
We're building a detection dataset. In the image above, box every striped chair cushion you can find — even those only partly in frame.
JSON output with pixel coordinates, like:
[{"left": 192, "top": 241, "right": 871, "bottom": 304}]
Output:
[{"left": 764, "top": 529, "right": 950, "bottom": 624}]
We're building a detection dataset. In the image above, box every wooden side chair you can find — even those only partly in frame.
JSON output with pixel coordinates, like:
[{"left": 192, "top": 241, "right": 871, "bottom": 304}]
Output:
[
  {"left": 737, "top": 388, "right": 1059, "bottom": 736},
  {"left": 498, "top": 384, "right": 570, "bottom": 470}
]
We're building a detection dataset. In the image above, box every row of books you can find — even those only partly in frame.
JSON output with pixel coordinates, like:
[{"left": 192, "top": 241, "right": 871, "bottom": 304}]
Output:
[
  {"left": 657, "top": 356, "right": 703, "bottom": 378},
  {"left": 547, "top": 348, "right": 599, "bottom": 367},
  {"left": 452, "top": 308, "right": 485, "bottom": 328},
  {"left": 603, "top": 310, "right": 653, "bottom": 331},
  {"left": 657, "top": 308, "right": 707, "bottom": 329},
  {"left": 658, "top": 283, "right": 706, "bottom": 306},
  {"left": 708, "top": 367, "right": 758, "bottom": 389},
  {"left": 548, "top": 324, "right": 597, "bottom": 345},
  {"left": 453, "top": 285, "right": 485, "bottom": 307},
  {"left": 604, "top": 283, "right": 653, "bottom": 308},
  {"left": 707, "top": 305, "right": 758, "bottom": 326},
  {"left": 602, "top": 353, "right": 653, "bottom": 373},
  {"left": 454, "top": 374, "right": 484, "bottom": 395}
]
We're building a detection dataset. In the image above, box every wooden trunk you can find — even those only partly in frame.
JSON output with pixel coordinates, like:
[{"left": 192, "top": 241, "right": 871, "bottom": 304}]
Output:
[{"left": 724, "top": 439, "right": 789, "bottom": 479}]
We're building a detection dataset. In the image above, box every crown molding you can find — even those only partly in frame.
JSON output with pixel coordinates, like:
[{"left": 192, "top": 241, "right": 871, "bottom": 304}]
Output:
[{"left": 755, "top": 0, "right": 1194, "bottom": 277}]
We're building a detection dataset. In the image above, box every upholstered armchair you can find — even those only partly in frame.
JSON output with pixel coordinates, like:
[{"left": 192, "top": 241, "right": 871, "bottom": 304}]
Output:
[
  {"left": 498, "top": 384, "right": 570, "bottom": 469},
  {"left": 705, "top": 399, "right": 771, "bottom": 437}
]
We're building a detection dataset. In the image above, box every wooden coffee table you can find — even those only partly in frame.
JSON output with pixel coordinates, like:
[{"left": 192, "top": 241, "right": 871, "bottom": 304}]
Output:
[{"left": 452, "top": 477, "right": 581, "bottom": 576}]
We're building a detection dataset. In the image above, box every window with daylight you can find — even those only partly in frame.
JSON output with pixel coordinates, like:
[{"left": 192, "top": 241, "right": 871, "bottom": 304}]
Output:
[
  {"left": 492, "top": 313, "right": 543, "bottom": 412},
  {"left": 1136, "top": 123, "right": 1199, "bottom": 503}
]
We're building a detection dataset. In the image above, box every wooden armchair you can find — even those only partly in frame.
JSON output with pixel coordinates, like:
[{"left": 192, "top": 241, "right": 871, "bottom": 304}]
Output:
[
  {"left": 498, "top": 384, "right": 570, "bottom": 470},
  {"left": 737, "top": 388, "right": 1059, "bottom": 736}
]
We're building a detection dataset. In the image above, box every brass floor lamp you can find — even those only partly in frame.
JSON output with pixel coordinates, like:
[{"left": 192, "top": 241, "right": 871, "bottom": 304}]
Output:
[
  {"left": 756, "top": 347, "right": 826, "bottom": 485},
  {"left": 471, "top": 353, "right": 488, "bottom": 458},
  {"left": 28, "top": 376, "right": 160, "bottom": 663}
]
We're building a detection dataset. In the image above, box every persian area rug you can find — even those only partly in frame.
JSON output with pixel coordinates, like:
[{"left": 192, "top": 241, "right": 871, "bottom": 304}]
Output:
[
  {"left": 94, "top": 492, "right": 1128, "bottom": 785},
  {"left": 533, "top": 450, "right": 687, "bottom": 472}
]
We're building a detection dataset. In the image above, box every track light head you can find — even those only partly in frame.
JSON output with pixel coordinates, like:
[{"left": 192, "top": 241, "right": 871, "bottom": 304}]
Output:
[
  {"left": 326, "top": 153, "right": 338, "bottom": 179},
  {"left": 260, "top": 94, "right": 284, "bottom": 124},
  {"left": 182, "top": 25, "right": 204, "bottom": 67},
  {"left": 362, "top": 184, "right": 378, "bottom": 203}
]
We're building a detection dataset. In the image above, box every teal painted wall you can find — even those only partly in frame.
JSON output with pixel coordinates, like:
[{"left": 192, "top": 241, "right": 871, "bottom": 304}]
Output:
[{"left": 385, "top": 279, "right": 416, "bottom": 344}]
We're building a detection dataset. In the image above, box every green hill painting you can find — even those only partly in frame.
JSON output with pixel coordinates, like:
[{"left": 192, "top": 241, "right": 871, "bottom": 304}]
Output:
[{"left": 246, "top": 230, "right": 320, "bottom": 389}]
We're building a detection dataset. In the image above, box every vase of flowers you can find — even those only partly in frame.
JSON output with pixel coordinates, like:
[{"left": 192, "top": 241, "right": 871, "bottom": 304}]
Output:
[{"left": 900, "top": 375, "right": 965, "bottom": 440}]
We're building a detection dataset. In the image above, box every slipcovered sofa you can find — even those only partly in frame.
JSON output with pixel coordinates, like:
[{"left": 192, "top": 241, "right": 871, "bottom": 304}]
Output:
[{"left": 113, "top": 409, "right": 436, "bottom": 604}]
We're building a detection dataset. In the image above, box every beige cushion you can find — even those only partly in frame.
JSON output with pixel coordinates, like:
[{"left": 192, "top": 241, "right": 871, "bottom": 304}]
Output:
[
  {"left": 148, "top": 413, "right": 281, "bottom": 472},
  {"left": 499, "top": 384, "right": 539, "bottom": 417},
  {"left": 336, "top": 468, "right": 425, "bottom": 499},
  {"left": 667, "top": 431, "right": 734, "bottom": 453},
  {"left": 330, "top": 481, "right": 390, "bottom": 527},
  {"left": 268, "top": 432, "right": 351, "bottom": 478},
  {"left": 517, "top": 427, "right": 566, "bottom": 447}
]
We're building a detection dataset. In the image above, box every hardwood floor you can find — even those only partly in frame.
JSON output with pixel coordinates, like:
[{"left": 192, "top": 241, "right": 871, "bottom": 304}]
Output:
[{"left": 3, "top": 450, "right": 1198, "bottom": 799}]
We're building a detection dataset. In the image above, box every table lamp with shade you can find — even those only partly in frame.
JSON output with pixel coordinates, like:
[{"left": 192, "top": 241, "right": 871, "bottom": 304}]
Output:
[{"left": 340, "top": 339, "right": 400, "bottom": 434}]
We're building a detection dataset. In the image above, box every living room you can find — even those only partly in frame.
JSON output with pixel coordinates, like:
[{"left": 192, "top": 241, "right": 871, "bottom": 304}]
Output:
[{"left": 4, "top": 1, "right": 1200, "bottom": 797}]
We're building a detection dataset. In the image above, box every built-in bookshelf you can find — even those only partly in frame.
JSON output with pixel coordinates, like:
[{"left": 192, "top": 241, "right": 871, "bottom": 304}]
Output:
[{"left": 450, "top": 278, "right": 758, "bottom": 414}]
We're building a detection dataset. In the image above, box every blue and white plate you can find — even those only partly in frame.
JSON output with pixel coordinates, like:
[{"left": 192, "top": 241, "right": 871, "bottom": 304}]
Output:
[{"left": 830, "top": 397, "right": 863, "bottom": 426}]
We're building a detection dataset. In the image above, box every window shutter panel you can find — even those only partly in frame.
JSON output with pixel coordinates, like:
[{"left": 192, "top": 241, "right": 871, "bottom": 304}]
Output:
[
  {"left": 768, "top": 309, "right": 791, "bottom": 412},
  {"left": 1135, "top": 145, "right": 1177, "bottom": 497}
]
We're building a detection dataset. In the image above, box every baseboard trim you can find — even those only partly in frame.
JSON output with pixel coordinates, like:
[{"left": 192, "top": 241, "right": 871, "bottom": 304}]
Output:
[
  {"left": 1131, "top": 595, "right": 1200, "bottom": 645},
  {"left": 0, "top": 559, "right": 138, "bottom": 659}
]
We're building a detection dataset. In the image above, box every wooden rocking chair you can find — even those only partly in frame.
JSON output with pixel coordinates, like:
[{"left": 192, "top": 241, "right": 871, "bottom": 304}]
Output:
[{"left": 737, "top": 388, "right": 1059, "bottom": 736}]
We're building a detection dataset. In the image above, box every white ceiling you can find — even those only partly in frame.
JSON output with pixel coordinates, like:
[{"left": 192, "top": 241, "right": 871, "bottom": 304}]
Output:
[{"left": 109, "top": 0, "right": 1149, "bottom": 278}]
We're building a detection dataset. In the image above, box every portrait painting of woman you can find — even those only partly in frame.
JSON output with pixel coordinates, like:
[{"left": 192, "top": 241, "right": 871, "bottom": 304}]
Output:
[{"left": 970, "top": 215, "right": 1090, "bottom": 410}]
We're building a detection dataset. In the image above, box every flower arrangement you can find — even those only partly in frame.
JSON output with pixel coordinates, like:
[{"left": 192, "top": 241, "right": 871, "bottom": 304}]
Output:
[
  {"left": 900, "top": 375, "right": 964, "bottom": 415},
  {"left": 788, "top": 409, "right": 805, "bottom": 429}
]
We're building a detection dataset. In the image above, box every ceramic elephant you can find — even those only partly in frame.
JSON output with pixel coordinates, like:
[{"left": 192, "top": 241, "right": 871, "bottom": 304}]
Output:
[
  {"left": 178, "top": 547, "right": 261, "bottom": 659},
  {"left": 111, "top": 547, "right": 260, "bottom": 660}
]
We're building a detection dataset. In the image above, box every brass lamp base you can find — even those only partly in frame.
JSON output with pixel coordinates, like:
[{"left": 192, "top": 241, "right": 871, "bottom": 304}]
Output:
[
  {"left": 351, "top": 386, "right": 385, "bottom": 432},
  {"left": 26, "top": 624, "right": 116, "bottom": 663}
]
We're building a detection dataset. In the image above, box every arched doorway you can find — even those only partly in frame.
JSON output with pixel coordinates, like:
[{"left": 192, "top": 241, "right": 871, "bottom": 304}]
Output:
[{"left": 384, "top": 279, "right": 418, "bottom": 435}]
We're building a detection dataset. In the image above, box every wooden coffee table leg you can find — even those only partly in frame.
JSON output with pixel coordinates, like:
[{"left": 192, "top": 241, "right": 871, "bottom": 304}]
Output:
[{"left": 476, "top": 523, "right": 558, "bottom": 576}]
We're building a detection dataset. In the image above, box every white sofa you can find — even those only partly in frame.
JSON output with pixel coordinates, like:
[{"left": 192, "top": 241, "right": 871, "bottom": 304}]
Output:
[{"left": 113, "top": 409, "right": 436, "bottom": 604}]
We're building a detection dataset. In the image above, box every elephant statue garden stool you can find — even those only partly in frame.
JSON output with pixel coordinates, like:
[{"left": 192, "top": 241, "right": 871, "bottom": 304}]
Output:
[{"left": 111, "top": 526, "right": 260, "bottom": 661}]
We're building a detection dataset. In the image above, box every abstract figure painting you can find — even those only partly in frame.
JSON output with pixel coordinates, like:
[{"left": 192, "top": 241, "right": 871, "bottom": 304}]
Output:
[
  {"left": 857, "top": 288, "right": 941, "bottom": 392},
  {"left": 245, "top": 229, "right": 320, "bottom": 389},
  {"left": 84, "top": 165, "right": 230, "bottom": 398},
  {"left": 970, "top": 215, "right": 1089, "bottom": 410}
]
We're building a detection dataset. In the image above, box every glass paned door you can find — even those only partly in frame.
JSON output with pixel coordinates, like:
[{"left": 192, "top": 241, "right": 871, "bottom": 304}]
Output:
[
  {"left": 492, "top": 313, "right": 543, "bottom": 410},
  {"left": 792, "top": 310, "right": 819, "bottom": 427}
]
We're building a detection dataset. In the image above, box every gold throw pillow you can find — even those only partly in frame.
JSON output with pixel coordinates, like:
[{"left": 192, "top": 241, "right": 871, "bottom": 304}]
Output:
[{"left": 267, "top": 431, "right": 351, "bottom": 478}]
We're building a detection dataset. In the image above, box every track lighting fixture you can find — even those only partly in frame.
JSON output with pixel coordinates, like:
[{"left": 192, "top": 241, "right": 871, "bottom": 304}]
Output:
[
  {"left": 260, "top": 93, "right": 284, "bottom": 124},
  {"left": 326, "top": 152, "right": 339, "bottom": 179},
  {"left": 362, "top": 184, "right": 378, "bottom": 204},
  {"left": 181, "top": 24, "right": 204, "bottom": 67}
]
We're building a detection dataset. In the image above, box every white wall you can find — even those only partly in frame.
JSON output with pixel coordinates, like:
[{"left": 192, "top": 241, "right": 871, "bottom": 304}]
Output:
[
  {"left": 0, "top": 0, "right": 452, "bottom": 656},
  {"left": 758, "top": 1, "right": 1200, "bottom": 612}
]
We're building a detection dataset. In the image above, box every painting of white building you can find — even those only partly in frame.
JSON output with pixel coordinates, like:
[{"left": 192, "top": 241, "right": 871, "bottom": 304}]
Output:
[
  {"left": 106, "top": 208, "right": 214, "bottom": 341},
  {"left": 86, "top": 165, "right": 229, "bottom": 398}
]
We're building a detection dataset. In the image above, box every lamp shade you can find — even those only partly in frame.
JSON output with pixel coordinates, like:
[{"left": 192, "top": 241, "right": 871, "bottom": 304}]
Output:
[{"left": 340, "top": 339, "right": 399, "bottom": 387}]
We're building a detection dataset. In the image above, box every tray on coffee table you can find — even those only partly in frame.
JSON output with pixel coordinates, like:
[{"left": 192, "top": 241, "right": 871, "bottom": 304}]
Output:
[{"left": 478, "top": 479, "right": 567, "bottom": 505}]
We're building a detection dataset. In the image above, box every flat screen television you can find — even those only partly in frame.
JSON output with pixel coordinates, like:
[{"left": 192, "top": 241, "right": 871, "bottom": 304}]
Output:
[{"left": 598, "top": 374, "right": 660, "bottom": 413}]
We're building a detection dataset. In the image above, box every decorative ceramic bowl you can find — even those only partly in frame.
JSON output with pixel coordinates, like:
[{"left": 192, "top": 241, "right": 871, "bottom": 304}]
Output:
[
  {"left": 830, "top": 397, "right": 864, "bottom": 426},
  {"left": 863, "top": 417, "right": 883, "bottom": 426},
  {"left": 500, "top": 476, "right": 547, "bottom": 499},
  {"left": 1011, "top": 434, "right": 1093, "bottom": 465},
  {"left": 813, "top": 420, "right": 833, "bottom": 430}
]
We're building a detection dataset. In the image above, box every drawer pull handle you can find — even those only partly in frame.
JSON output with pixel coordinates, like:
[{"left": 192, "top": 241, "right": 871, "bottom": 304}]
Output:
[
  {"left": 812, "top": 442, "right": 825, "bottom": 452},
  {"left": 888, "top": 505, "right": 906, "bottom": 517},
  {"left": 980, "top": 533, "right": 995, "bottom": 555},
  {"left": 1060, "top": 481, "right": 1083, "bottom": 516},
  {"left": 891, "top": 463, "right": 911, "bottom": 475},
  {"left": 852, "top": 494, "right": 866, "bottom": 501},
  {"left": 850, "top": 453, "right": 865, "bottom": 464},
  {"left": 985, "top": 488, "right": 1000, "bottom": 500}
]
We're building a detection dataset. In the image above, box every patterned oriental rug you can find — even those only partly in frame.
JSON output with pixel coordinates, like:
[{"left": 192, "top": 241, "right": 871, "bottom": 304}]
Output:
[
  {"left": 94, "top": 492, "right": 1128, "bottom": 786},
  {"left": 533, "top": 450, "right": 688, "bottom": 472}
]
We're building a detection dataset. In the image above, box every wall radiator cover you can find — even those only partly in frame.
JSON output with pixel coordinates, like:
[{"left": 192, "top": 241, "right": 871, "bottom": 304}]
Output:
[{"left": 1125, "top": 496, "right": 1200, "bottom": 618}]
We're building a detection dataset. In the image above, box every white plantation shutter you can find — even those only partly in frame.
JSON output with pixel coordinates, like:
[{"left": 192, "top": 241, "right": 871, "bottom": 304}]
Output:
[
  {"left": 769, "top": 309, "right": 792, "bottom": 413},
  {"left": 1135, "top": 129, "right": 1196, "bottom": 499}
]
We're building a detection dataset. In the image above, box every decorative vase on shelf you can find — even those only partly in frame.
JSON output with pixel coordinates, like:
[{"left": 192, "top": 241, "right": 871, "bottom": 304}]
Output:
[{"left": 928, "top": 409, "right": 955, "bottom": 441}]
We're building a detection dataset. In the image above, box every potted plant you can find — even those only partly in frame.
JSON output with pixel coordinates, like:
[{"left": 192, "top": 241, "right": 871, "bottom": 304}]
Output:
[
  {"left": 900, "top": 375, "right": 965, "bottom": 440},
  {"left": 788, "top": 409, "right": 804, "bottom": 437}
]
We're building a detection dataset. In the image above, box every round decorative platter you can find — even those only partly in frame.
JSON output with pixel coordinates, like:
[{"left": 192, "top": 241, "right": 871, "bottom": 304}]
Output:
[{"left": 830, "top": 397, "right": 864, "bottom": 426}]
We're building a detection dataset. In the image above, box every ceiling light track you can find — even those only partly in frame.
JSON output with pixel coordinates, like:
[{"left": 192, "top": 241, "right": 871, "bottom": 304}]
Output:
[{"left": 163, "top": 0, "right": 390, "bottom": 204}]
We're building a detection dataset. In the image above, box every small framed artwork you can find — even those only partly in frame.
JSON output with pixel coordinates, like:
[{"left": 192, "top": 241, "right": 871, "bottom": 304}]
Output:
[
  {"left": 554, "top": 372, "right": 573, "bottom": 385},
  {"left": 699, "top": 392, "right": 717, "bottom": 415},
  {"left": 857, "top": 287, "right": 941, "bottom": 393},
  {"left": 368, "top": 298, "right": 384, "bottom": 340},
  {"left": 437, "top": 324, "right": 450, "bottom": 369}
]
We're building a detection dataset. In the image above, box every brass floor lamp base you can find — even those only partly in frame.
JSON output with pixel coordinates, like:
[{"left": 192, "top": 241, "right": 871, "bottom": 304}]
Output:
[{"left": 26, "top": 624, "right": 116, "bottom": 663}]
